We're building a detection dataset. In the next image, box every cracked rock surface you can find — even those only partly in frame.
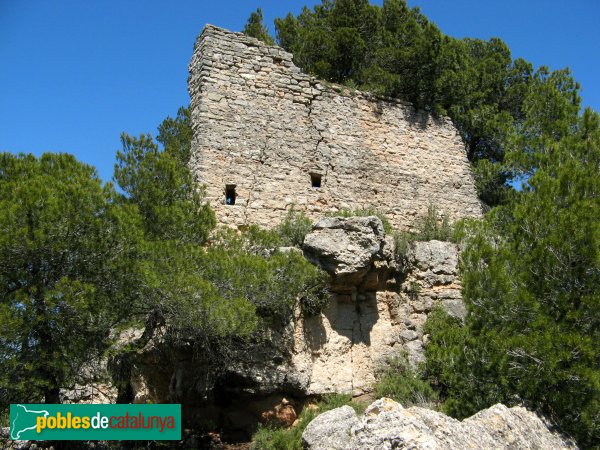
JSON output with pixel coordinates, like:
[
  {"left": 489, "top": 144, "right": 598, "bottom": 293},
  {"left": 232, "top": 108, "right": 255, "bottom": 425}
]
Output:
[
  {"left": 303, "top": 216, "right": 386, "bottom": 287},
  {"left": 112, "top": 222, "right": 467, "bottom": 424},
  {"left": 303, "top": 398, "right": 577, "bottom": 450}
]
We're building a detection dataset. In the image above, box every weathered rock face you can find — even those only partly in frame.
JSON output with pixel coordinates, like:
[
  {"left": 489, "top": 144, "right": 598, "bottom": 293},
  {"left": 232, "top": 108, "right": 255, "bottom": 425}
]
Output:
[
  {"left": 60, "top": 383, "right": 117, "bottom": 405},
  {"left": 302, "top": 398, "right": 578, "bottom": 450},
  {"left": 294, "top": 216, "right": 397, "bottom": 395},
  {"left": 56, "top": 351, "right": 119, "bottom": 405},
  {"left": 292, "top": 217, "right": 463, "bottom": 396},
  {"left": 401, "top": 239, "right": 465, "bottom": 365},
  {"left": 114, "top": 218, "right": 464, "bottom": 437},
  {"left": 303, "top": 216, "right": 388, "bottom": 289},
  {"left": 188, "top": 25, "right": 482, "bottom": 231}
]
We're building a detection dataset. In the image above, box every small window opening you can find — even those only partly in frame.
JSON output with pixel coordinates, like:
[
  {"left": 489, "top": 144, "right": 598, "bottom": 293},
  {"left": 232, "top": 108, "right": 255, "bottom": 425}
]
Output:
[
  {"left": 225, "top": 185, "right": 236, "bottom": 205},
  {"left": 310, "top": 173, "right": 322, "bottom": 188}
]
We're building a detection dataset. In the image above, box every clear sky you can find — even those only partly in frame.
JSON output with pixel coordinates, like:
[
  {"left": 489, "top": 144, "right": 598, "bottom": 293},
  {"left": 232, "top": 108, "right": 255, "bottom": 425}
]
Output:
[{"left": 1, "top": 0, "right": 599, "bottom": 181}]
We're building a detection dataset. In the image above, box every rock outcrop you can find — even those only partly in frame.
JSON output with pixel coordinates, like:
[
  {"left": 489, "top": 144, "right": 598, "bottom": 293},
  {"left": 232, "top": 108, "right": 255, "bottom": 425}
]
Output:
[
  {"left": 109, "top": 217, "right": 466, "bottom": 438},
  {"left": 292, "top": 217, "right": 463, "bottom": 396},
  {"left": 303, "top": 216, "right": 387, "bottom": 288},
  {"left": 401, "top": 239, "right": 464, "bottom": 364},
  {"left": 121, "top": 218, "right": 463, "bottom": 404},
  {"left": 293, "top": 216, "right": 397, "bottom": 395},
  {"left": 302, "top": 398, "right": 577, "bottom": 450}
]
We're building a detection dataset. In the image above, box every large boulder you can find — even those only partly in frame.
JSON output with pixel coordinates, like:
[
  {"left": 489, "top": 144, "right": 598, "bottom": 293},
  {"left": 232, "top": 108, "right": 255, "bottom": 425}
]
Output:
[
  {"left": 302, "top": 398, "right": 577, "bottom": 450},
  {"left": 302, "top": 406, "right": 359, "bottom": 450},
  {"left": 409, "top": 240, "right": 458, "bottom": 277},
  {"left": 302, "top": 216, "right": 387, "bottom": 289}
]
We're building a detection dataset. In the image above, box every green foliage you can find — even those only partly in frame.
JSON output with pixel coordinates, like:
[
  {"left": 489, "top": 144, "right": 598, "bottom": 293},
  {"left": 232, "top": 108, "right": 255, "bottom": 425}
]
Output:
[
  {"left": 0, "top": 153, "right": 143, "bottom": 406},
  {"left": 206, "top": 228, "right": 329, "bottom": 320},
  {"left": 113, "top": 108, "right": 328, "bottom": 349},
  {"left": 506, "top": 67, "right": 581, "bottom": 177},
  {"left": 412, "top": 204, "right": 454, "bottom": 242},
  {"left": 111, "top": 108, "right": 258, "bottom": 359},
  {"left": 326, "top": 207, "right": 393, "bottom": 234},
  {"left": 392, "top": 231, "right": 411, "bottom": 269},
  {"left": 471, "top": 159, "right": 512, "bottom": 208},
  {"left": 114, "top": 107, "right": 215, "bottom": 244},
  {"left": 276, "top": 207, "right": 313, "bottom": 247},
  {"left": 0, "top": 104, "right": 330, "bottom": 424},
  {"left": 250, "top": 394, "right": 361, "bottom": 450},
  {"left": 425, "top": 109, "right": 600, "bottom": 446},
  {"left": 139, "top": 241, "right": 258, "bottom": 342},
  {"left": 252, "top": 425, "right": 303, "bottom": 450},
  {"left": 374, "top": 355, "right": 438, "bottom": 408},
  {"left": 273, "top": 0, "right": 582, "bottom": 208},
  {"left": 392, "top": 204, "right": 454, "bottom": 266},
  {"left": 422, "top": 308, "right": 489, "bottom": 418},
  {"left": 243, "top": 8, "right": 275, "bottom": 45}
]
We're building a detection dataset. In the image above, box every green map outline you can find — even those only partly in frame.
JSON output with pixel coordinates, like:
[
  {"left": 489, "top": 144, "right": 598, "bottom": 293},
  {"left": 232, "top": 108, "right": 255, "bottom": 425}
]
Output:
[{"left": 10, "top": 404, "right": 49, "bottom": 440}]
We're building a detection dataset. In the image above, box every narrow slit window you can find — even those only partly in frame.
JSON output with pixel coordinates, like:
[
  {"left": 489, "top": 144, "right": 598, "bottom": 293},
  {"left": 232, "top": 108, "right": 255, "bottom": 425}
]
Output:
[
  {"left": 225, "top": 184, "right": 236, "bottom": 205},
  {"left": 310, "top": 173, "right": 322, "bottom": 188}
]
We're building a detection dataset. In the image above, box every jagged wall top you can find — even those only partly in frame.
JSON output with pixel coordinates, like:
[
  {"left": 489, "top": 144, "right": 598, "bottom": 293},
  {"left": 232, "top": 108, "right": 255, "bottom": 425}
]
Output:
[{"left": 188, "top": 25, "right": 482, "bottom": 231}]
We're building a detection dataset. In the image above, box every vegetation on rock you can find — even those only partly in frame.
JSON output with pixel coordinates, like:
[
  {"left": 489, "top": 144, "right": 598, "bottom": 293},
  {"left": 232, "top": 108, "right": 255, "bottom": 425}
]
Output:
[
  {"left": 424, "top": 109, "right": 600, "bottom": 447},
  {"left": 251, "top": 394, "right": 364, "bottom": 450},
  {"left": 0, "top": 107, "right": 329, "bottom": 417},
  {"left": 275, "top": 207, "right": 314, "bottom": 248},
  {"left": 374, "top": 355, "right": 438, "bottom": 409},
  {"left": 325, "top": 207, "right": 393, "bottom": 234},
  {"left": 1, "top": 3, "right": 597, "bottom": 449},
  {"left": 241, "top": 1, "right": 599, "bottom": 446}
]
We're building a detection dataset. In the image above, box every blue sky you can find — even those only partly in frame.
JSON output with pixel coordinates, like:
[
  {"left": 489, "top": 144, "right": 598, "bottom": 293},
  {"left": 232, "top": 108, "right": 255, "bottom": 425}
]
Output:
[{"left": 1, "top": 0, "right": 599, "bottom": 181}]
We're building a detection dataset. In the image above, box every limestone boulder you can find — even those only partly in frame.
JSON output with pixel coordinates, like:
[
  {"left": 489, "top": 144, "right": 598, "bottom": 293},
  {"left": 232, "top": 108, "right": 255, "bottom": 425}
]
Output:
[
  {"left": 302, "top": 398, "right": 577, "bottom": 450},
  {"left": 302, "top": 216, "right": 386, "bottom": 288},
  {"left": 302, "top": 406, "right": 359, "bottom": 450},
  {"left": 409, "top": 240, "right": 458, "bottom": 278}
]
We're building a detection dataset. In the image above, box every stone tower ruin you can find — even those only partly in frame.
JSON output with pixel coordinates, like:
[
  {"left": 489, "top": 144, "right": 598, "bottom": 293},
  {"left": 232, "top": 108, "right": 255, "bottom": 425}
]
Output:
[{"left": 188, "top": 25, "right": 482, "bottom": 230}]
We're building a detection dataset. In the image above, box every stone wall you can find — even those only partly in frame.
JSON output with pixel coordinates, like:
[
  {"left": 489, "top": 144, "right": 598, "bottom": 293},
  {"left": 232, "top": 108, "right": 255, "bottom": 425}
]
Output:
[{"left": 188, "top": 25, "right": 482, "bottom": 231}]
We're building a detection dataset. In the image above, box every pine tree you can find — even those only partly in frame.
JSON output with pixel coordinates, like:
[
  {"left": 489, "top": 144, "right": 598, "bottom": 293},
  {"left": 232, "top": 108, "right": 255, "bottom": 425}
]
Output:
[
  {"left": 426, "top": 108, "right": 600, "bottom": 446},
  {"left": 0, "top": 153, "right": 143, "bottom": 404},
  {"left": 243, "top": 8, "right": 275, "bottom": 45},
  {"left": 270, "top": 0, "right": 583, "bottom": 208}
]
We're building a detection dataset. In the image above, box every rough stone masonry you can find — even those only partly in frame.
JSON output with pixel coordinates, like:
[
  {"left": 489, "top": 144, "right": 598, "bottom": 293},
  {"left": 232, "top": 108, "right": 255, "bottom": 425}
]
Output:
[{"left": 188, "top": 25, "right": 482, "bottom": 231}]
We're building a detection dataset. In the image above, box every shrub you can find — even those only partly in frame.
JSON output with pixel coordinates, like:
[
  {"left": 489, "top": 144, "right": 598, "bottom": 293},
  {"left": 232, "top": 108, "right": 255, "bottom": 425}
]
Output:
[
  {"left": 251, "top": 424, "right": 304, "bottom": 450},
  {"left": 421, "top": 308, "right": 476, "bottom": 416},
  {"left": 202, "top": 227, "right": 329, "bottom": 320},
  {"left": 413, "top": 204, "right": 454, "bottom": 242},
  {"left": 374, "top": 355, "right": 438, "bottom": 409},
  {"left": 250, "top": 394, "right": 363, "bottom": 450},
  {"left": 392, "top": 230, "right": 412, "bottom": 270},
  {"left": 326, "top": 207, "right": 393, "bottom": 234},
  {"left": 426, "top": 126, "right": 600, "bottom": 447},
  {"left": 276, "top": 207, "right": 313, "bottom": 247},
  {"left": 392, "top": 204, "right": 455, "bottom": 268}
]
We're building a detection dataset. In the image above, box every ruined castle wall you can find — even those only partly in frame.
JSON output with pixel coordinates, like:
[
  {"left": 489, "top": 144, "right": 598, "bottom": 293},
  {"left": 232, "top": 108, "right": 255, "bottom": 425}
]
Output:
[{"left": 188, "top": 25, "right": 482, "bottom": 231}]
